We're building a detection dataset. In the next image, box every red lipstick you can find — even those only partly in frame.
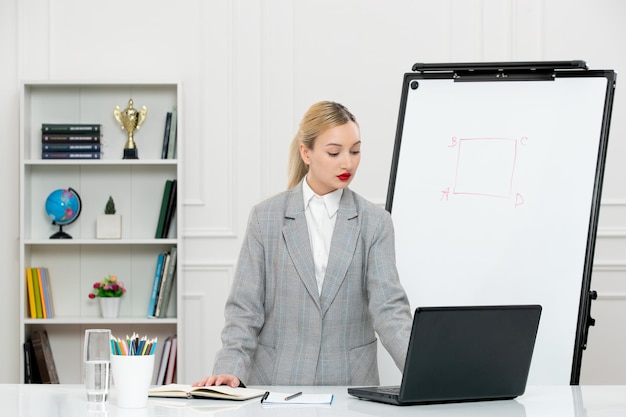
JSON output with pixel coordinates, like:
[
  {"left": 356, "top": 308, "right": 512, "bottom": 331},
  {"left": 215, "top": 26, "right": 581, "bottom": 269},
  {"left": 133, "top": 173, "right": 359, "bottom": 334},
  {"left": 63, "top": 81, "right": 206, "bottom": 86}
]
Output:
[{"left": 337, "top": 173, "right": 351, "bottom": 181}]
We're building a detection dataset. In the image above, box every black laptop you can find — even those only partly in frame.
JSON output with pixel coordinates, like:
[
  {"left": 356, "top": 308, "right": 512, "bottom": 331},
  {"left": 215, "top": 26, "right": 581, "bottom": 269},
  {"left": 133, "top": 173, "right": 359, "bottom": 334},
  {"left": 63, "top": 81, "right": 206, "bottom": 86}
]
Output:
[{"left": 348, "top": 304, "right": 542, "bottom": 406}]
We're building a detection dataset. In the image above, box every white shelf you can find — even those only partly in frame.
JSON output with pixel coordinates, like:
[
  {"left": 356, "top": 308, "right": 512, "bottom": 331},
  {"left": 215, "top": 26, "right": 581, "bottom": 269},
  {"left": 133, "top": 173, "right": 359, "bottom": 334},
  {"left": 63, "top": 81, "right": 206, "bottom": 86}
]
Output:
[
  {"left": 24, "top": 318, "right": 178, "bottom": 325},
  {"left": 25, "top": 239, "right": 178, "bottom": 246},
  {"left": 19, "top": 81, "right": 183, "bottom": 384},
  {"left": 24, "top": 159, "right": 178, "bottom": 166}
]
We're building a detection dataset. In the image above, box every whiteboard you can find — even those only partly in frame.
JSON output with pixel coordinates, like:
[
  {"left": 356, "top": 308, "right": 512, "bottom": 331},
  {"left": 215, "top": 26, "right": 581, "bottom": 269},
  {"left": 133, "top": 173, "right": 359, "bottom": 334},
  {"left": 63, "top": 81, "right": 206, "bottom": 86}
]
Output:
[{"left": 386, "top": 67, "right": 615, "bottom": 385}]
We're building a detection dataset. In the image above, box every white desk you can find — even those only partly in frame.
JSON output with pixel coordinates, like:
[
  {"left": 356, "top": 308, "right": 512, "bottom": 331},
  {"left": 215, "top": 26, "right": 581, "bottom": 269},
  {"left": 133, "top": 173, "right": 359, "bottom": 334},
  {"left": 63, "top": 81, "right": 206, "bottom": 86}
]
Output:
[{"left": 1, "top": 384, "right": 625, "bottom": 416}]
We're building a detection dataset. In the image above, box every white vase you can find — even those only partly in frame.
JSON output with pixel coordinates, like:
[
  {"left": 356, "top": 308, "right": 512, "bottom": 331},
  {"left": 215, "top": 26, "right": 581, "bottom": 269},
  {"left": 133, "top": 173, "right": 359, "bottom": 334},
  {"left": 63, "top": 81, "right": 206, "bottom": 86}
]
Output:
[
  {"left": 99, "top": 297, "right": 121, "bottom": 318},
  {"left": 96, "top": 214, "right": 122, "bottom": 239}
]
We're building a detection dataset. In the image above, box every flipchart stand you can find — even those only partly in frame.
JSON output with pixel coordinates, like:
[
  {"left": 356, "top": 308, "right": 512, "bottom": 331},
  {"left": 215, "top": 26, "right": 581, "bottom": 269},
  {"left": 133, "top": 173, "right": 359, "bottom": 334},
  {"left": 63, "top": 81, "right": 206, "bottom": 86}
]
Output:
[{"left": 386, "top": 61, "right": 616, "bottom": 384}]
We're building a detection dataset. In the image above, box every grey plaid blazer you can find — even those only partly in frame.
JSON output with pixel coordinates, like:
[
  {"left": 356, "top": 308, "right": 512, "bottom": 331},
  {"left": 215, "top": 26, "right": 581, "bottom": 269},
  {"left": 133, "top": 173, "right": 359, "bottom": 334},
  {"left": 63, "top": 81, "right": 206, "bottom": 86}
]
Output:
[{"left": 212, "top": 183, "right": 412, "bottom": 385}]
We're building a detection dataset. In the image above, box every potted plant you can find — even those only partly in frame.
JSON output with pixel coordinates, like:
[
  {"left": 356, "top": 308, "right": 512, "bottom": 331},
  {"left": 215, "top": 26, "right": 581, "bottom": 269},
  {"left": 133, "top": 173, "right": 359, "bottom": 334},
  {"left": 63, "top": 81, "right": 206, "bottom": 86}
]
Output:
[
  {"left": 88, "top": 274, "right": 126, "bottom": 318},
  {"left": 96, "top": 195, "right": 122, "bottom": 239}
]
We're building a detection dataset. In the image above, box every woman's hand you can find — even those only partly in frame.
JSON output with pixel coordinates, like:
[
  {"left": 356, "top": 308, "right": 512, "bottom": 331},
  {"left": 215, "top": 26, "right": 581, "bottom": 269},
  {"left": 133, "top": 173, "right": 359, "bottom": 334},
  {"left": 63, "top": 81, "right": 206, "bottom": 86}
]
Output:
[{"left": 192, "top": 374, "right": 241, "bottom": 388}]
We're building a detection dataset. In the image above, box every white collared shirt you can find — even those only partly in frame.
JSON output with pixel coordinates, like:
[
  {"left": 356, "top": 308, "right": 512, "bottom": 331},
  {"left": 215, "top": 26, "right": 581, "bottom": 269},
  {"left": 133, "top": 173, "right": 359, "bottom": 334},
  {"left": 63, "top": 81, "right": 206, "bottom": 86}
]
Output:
[{"left": 302, "top": 177, "right": 343, "bottom": 295}]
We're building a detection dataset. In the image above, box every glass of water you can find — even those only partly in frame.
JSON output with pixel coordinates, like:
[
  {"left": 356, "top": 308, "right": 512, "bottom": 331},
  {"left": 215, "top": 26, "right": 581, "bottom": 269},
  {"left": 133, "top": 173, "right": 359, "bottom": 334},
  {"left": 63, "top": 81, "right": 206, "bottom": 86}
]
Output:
[{"left": 84, "top": 329, "right": 111, "bottom": 402}]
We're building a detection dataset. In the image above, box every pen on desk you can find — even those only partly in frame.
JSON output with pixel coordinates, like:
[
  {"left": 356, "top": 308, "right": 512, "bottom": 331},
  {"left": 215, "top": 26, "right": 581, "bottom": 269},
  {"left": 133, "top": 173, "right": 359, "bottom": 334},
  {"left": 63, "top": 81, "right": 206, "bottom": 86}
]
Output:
[{"left": 284, "top": 391, "right": 302, "bottom": 401}]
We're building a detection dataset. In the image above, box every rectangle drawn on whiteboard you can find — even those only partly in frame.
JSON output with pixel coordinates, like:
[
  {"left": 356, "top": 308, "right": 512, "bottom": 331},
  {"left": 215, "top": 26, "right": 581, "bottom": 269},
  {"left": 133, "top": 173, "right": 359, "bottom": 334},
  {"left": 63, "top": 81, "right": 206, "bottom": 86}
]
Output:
[{"left": 453, "top": 137, "right": 518, "bottom": 199}]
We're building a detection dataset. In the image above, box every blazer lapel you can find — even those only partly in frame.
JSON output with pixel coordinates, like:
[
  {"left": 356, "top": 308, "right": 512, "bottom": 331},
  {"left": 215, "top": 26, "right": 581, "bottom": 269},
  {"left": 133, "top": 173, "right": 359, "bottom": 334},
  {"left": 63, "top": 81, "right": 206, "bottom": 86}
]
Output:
[
  {"left": 283, "top": 185, "right": 321, "bottom": 310},
  {"left": 320, "top": 189, "right": 359, "bottom": 316}
]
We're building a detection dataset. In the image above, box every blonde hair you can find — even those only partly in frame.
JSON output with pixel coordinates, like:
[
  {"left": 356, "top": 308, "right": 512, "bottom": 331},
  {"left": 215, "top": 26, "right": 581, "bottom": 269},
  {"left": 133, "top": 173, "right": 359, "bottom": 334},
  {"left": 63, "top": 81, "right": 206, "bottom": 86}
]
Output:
[{"left": 287, "top": 101, "right": 358, "bottom": 189}]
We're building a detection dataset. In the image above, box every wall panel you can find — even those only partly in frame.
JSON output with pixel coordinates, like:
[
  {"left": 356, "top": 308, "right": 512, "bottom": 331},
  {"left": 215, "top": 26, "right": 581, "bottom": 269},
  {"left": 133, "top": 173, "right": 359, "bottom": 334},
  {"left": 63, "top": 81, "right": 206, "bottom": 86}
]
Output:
[
  {"left": 182, "top": 265, "right": 234, "bottom": 384},
  {"left": 583, "top": 201, "right": 626, "bottom": 383}
]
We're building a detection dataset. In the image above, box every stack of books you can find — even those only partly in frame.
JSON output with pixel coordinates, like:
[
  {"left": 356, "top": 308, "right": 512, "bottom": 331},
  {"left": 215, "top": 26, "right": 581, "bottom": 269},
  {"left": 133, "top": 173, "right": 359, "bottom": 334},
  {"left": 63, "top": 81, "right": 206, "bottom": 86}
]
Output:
[
  {"left": 24, "top": 329, "right": 59, "bottom": 384},
  {"left": 25, "top": 267, "right": 54, "bottom": 319},
  {"left": 155, "top": 179, "right": 177, "bottom": 238},
  {"left": 41, "top": 123, "right": 102, "bottom": 159},
  {"left": 160, "top": 106, "right": 178, "bottom": 159},
  {"left": 147, "top": 247, "right": 177, "bottom": 318},
  {"left": 155, "top": 335, "right": 177, "bottom": 385}
]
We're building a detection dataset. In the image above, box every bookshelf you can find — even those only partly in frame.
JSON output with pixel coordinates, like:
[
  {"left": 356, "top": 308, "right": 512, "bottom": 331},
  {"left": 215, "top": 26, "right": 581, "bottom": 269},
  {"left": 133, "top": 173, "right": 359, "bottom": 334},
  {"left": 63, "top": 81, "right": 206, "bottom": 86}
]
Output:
[{"left": 19, "top": 81, "right": 182, "bottom": 384}]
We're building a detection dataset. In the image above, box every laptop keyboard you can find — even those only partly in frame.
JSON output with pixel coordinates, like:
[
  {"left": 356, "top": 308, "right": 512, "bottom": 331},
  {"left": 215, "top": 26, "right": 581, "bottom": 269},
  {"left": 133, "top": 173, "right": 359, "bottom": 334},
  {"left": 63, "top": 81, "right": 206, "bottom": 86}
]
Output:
[{"left": 375, "top": 386, "right": 400, "bottom": 395}]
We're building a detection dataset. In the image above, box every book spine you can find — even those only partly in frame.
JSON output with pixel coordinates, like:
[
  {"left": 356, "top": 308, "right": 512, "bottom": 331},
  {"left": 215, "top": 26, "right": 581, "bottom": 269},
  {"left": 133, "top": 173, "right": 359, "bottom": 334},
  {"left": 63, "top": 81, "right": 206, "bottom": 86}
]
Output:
[
  {"left": 161, "top": 112, "right": 172, "bottom": 159},
  {"left": 36, "top": 268, "right": 47, "bottom": 319},
  {"left": 29, "top": 339, "right": 42, "bottom": 383},
  {"left": 155, "top": 180, "right": 173, "bottom": 238},
  {"left": 42, "top": 143, "right": 101, "bottom": 152},
  {"left": 164, "top": 336, "right": 177, "bottom": 384},
  {"left": 40, "top": 267, "right": 54, "bottom": 318},
  {"left": 156, "top": 336, "right": 172, "bottom": 385},
  {"left": 147, "top": 253, "right": 166, "bottom": 318},
  {"left": 23, "top": 341, "right": 32, "bottom": 383},
  {"left": 166, "top": 106, "right": 177, "bottom": 159},
  {"left": 40, "top": 330, "right": 59, "bottom": 383},
  {"left": 42, "top": 134, "right": 101, "bottom": 143},
  {"left": 156, "top": 246, "right": 177, "bottom": 318},
  {"left": 26, "top": 268, "right": 36, "bottom": 318},
  {"left": 154, "top": 252, "right": 171, "bottom": 317},
  {"left": 23, "top": 339, "right": 42, "bottom": 383},
  {"left": 30, "top": 331, "right": 51, "bottom": 383},
  {"left": 42, "top": 152, "right": 101, "bottom": 159},
  {"left": 31, "top": 268, "right": 43, "bottom": 318},
  {"left": 162, "top": 179, "right": 177, "bottom": 238},
  {"left": 41, "top": 123, "right": 101, "bottom": 133}
]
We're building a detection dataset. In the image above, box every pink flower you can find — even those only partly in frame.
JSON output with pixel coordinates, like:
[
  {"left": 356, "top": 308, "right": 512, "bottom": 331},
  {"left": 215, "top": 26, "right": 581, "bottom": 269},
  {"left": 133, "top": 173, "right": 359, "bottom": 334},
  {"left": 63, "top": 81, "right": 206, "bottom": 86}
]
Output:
[{"left": 88, "top": 274, "right": 126, "bottom": 299}]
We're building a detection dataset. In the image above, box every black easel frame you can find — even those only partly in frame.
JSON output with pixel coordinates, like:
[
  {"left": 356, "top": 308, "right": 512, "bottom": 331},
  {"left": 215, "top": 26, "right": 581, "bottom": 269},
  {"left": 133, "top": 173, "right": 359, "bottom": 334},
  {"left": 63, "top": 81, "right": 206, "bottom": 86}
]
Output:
[{"left": 386, "top": 61, "right": 616, "bottom": 385}]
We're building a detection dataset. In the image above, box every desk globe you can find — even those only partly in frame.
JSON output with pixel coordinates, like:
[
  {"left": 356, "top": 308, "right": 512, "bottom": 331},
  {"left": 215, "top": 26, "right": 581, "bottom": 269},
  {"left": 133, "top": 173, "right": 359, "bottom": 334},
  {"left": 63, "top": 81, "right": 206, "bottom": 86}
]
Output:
[{"left": 45, "top": 188, "right": 82, "bottom": 239}]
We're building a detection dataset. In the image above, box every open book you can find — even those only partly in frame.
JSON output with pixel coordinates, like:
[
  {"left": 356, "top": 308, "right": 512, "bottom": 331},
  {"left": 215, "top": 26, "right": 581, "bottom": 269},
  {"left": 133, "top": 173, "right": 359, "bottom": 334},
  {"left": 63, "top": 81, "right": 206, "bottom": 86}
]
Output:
[{"left": 148, "top": 384, "right": 267, "bottom": 401}]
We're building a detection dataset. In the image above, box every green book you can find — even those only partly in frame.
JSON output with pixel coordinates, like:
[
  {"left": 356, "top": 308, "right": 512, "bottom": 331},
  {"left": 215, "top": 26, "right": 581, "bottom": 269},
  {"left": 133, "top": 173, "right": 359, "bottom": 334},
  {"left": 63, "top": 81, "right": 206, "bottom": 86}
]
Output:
[
  {"left": 31, "top": 268, "right": 43, "bottom": 318},
  {"left": 155, "top": 180, "right": 174, "bottom": 238},
  {"left": 161, "top": 179, "right": 177, "bottom": 238},
  {"left": 41, "top": 123, "right": 101, "bottom": 134}
]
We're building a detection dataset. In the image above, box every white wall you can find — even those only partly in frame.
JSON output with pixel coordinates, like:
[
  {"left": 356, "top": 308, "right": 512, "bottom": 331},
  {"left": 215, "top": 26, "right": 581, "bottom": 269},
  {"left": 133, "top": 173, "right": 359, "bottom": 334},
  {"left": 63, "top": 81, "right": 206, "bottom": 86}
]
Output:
[{"left": 1, "top": 0, "right": 625, "bottom": 385}]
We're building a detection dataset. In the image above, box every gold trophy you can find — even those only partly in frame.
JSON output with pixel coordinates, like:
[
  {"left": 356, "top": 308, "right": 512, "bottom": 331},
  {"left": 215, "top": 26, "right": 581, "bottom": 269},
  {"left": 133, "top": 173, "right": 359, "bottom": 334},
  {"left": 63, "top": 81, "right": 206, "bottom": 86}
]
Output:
[{"left": 114, "top": 99, "right": 147, "bottom": 159}]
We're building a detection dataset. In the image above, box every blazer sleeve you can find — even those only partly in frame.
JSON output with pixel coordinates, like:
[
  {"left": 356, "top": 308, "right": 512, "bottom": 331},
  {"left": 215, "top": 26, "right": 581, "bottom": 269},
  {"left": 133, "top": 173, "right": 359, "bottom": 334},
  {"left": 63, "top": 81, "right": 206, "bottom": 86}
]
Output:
[
  {"left": 365, "top": 209, "right": 413, "bottom": 371},
  {"left": 212, "top": 206, "right": 266, "bottom": 380}
]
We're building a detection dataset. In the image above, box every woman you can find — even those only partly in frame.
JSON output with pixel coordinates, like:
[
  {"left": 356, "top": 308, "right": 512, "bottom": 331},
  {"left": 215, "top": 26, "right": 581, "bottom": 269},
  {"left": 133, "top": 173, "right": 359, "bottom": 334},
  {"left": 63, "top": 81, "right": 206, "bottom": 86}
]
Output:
[{"left": 194, "top": 101, "right": 412, "bottom": 387}]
